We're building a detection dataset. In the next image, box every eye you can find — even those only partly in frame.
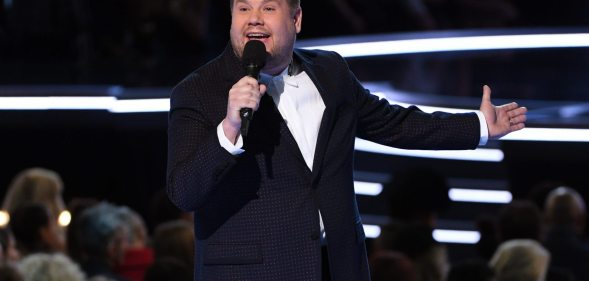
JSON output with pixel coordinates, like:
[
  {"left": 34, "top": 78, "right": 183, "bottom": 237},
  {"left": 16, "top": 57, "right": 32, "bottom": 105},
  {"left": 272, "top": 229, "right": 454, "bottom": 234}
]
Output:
[{"left": 263, "top": 6, "right": 276, "bottom": 12}]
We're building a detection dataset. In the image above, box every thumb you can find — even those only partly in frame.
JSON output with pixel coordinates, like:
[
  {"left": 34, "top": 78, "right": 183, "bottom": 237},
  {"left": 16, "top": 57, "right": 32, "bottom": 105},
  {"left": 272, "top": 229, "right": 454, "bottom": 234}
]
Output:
[{"left": 482, "top": 85, "right": 492, "bottom": 104}]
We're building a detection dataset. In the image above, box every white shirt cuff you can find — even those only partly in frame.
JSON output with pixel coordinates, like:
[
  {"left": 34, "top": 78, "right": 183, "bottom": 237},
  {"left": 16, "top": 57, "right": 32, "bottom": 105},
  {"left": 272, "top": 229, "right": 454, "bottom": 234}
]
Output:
[
  {"left": 474, "top": 111, "right": 489, "bottom": 146},
  {"left": 217, "top": 122, "right": 245, "bottom": 155}
]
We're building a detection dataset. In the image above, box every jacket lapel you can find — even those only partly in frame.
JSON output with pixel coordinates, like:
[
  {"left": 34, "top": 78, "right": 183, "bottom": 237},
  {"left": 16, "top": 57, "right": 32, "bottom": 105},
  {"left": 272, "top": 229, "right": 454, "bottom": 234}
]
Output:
[{"left": 295, "top": 51, "right": 337, "bottom": 183}]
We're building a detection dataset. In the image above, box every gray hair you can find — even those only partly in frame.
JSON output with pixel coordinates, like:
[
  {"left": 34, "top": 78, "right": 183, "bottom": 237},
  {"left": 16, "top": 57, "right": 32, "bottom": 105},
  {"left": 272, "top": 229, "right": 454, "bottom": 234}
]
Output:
[{"left": 18, "top": 253, "right": 86, "bottom": 281}]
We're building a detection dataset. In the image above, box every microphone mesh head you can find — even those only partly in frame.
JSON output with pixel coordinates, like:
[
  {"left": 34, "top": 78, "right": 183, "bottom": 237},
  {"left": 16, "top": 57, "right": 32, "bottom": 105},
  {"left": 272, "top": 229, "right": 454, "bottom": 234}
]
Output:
[{"left": 242, "top": 40, "right": 267, "bottom": 68}]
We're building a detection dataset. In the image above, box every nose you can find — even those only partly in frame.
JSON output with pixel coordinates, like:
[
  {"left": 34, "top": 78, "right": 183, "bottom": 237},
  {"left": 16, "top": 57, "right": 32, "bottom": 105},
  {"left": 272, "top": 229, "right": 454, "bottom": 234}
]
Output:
[{"left": 248, "top": 9, "right": 263, "bottom": 25}]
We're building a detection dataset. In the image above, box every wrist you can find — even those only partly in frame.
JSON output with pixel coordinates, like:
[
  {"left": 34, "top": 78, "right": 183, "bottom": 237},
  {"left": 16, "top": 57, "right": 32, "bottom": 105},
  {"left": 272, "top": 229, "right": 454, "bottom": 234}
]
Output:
[{"left": 222, "top": 118, "right": 240, "bottom": 144}]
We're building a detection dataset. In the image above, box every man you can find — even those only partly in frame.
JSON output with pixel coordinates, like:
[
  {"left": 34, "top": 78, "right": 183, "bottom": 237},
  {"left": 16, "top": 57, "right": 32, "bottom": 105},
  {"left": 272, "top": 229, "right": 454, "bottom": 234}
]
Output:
[{"left": 166, "top": 0, "right": 527, "bottom": 280}]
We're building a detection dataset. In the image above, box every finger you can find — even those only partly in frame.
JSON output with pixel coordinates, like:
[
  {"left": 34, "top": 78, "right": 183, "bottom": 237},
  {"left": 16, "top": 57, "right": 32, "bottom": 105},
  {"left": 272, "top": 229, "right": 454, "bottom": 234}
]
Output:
[
  {"left": 259, "top": 84, "right": 267, "bottom": 94},
  {"left": 509, "top": 114, "right": 527, "bottom": 124},
  {"left": 498, "top": 102, "right": 519, "bottom": 113},
  {"left": 513, "top": 106, "right": 528, "bottom": 116},
  {"left": 510, "top": 122, "right": 525, "bottom": 131}
]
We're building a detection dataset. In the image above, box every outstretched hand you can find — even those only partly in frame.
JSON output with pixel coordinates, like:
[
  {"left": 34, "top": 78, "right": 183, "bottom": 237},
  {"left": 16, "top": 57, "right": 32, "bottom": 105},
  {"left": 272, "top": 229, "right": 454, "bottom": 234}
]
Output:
[{"left": 479, "top": 85, "right": 527, "bottom": 139}]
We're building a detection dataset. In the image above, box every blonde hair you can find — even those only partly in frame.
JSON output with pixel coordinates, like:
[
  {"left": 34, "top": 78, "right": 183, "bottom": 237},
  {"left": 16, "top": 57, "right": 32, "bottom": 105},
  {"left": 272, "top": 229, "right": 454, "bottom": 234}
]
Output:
[
  {"left": 490, "top": 239, "right": 550, "bottom": 281},
  {"left": 2, "top": 168, "right": 66, "bottom": 219}
]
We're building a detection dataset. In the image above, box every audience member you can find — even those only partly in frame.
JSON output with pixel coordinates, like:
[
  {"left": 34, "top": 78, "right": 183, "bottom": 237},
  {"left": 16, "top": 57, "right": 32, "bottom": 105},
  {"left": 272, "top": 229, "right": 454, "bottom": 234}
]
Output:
[
  {"left": 490, "top": 239, "right": 550, "bottom": 281},
  {"left": 498, "top": 200, "right": 543, "bottom": 242},
  {"left": 148, "top": 189, "right": 192, "bottom": 230},
  {"left": 72, "top": 202, "right": 129, "bottom": 281},
  {"left": 1, "top": 168, "right": 67, "bottom": 247},
  {"left": 9, "top": 203, "right": 65, "bottom": 256},
  {"left": 151, "top": 220, "right": 194, "bottom": 275},
  {"left": 375, "top": 224, "right": 448, "bottom": 281},
  {"left": 144, "top": 257, "right": 192, "bottom": 281},
  {"left": 369, "top": 250, "right": 417, "bottom": 281},
  {"left": 543, "top": 186, "right": 589, "bottom": 281},
  {"left": 66, "top": 197, "right": 100, "bottom": 263},
  {"left": 374, "top": 167, "right": 451, "bottom": 281},
  {"left": 18, "top": 253, "right": 86, "bottom": 281},
  {"left": 2, "top": 167, "right": 67, "bottom": 219},
  {"left": 114, "top": 207, "right": 154, "bottom": 281}
]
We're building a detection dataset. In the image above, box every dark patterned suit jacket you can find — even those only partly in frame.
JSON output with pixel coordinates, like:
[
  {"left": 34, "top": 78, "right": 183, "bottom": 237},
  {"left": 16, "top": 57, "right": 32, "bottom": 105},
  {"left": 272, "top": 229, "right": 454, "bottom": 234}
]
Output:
[{"left": 167, "top": 45, "right": 481, "bottom": 281}]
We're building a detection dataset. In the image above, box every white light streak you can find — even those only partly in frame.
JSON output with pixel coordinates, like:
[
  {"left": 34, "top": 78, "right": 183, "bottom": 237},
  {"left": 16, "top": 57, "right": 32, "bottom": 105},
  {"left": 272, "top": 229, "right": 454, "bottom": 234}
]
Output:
[
  {"left": 364, "top": 225, "right": 481, "bottom": 244},
  {"left": 0, "top": 97, "right": 169, "bottom": 113},
  {"left": 433, "top": 229, "right": 481, "bottom": 244},
  {"left": 355, "top": 138, "right": 505, "bottom": 162},
  {"left": 363, "top": 224, "right": 382, "bottom": 238},
  {"left": 0, "top": 97, "right": 116, "bottom": 110},
  {"left": 301, "top": 33, "right": 589, "bottom": 57},
  {"left": 449, "top": 188, "right": 512, "bottom": 204},
  {"left": 109, "top": 98, "right": 170, "bottom": 113},
  {"left": 501, "top": 128, "right": 589, "bottom": 142},
  {"left": 354, "top": 181, "right": 383, "bottom": 196}
]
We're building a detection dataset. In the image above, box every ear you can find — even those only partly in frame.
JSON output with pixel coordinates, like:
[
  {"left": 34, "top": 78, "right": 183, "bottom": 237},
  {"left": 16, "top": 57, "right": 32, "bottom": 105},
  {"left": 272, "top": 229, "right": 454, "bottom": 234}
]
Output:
[{"left": 293, "top": 7, "right": 302, "bottom": 34}]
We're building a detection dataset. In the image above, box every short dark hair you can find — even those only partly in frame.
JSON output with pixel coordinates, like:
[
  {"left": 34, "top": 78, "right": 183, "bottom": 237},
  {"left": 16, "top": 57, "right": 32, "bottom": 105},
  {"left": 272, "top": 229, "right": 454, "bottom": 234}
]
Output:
[{"left": 229, "top": 0, "right": 301, "bottom": 12}]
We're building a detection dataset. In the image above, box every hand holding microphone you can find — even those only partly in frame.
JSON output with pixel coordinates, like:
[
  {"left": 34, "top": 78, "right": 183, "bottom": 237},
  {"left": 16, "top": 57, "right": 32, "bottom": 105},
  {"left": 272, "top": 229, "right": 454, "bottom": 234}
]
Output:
[
  {"left": 223, "top": 40, "right": 268, "bottom": 143},
  {"left": 240, "top": 40, "right": 268, "bottom": 137}
]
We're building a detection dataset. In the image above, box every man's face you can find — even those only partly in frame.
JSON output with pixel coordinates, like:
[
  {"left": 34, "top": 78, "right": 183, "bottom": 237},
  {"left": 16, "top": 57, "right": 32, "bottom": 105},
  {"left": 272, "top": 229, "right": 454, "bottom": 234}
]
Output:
[{"left": 230, "top": 0, "right": 302, "bottom": 74}]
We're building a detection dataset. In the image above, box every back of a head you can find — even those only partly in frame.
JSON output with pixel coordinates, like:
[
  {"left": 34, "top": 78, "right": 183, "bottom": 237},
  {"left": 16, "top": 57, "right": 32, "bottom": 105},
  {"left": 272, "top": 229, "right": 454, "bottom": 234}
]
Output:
[
  {"left": 145, "top": 257, "right": 192, "bottom": 281},
  {"left": 2, "top": 167, "right": 65, "bottom": 219},
  {"left": 369, "top": 251, "right": 417, "bottom": 281},
  {"left": 118, "top": 206, "right": 148, "bottom": 248},
  {"left": 9, "top": 203, "right": 51, "bottom": 255},
  {"left": 18, "top": 253, "right": 86, "bottom": 281},
  {"left": 74, "top": 202, "right": 127, "bottom": 261},
  {"left": 490, "top": 239, "right": 550, "bottom": 281},
  {"left": 152, "top": 220, "right": 194, "bottom": 268},
  {"left": 545, "top": 186, "right": 586, "bottom": 232},
  {"left": 498, "top": 200, "right": 542, "bottom": 242}
]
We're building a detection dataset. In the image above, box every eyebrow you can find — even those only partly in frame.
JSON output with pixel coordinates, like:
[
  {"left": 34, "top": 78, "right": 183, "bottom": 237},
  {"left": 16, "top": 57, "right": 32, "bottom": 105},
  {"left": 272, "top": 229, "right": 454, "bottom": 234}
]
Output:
[{"left": 235, "top": 0, "right": 280, "bottom": 5}]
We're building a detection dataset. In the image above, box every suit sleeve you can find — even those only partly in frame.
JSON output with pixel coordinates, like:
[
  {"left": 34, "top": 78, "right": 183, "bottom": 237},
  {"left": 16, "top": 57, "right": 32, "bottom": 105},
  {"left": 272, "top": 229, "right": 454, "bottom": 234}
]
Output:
[
  {"left": 339, "top": 57, "right": 481, "bottom": 150},
  {"left": 166, "top": 77, "right": 237, "bottom": 212}
]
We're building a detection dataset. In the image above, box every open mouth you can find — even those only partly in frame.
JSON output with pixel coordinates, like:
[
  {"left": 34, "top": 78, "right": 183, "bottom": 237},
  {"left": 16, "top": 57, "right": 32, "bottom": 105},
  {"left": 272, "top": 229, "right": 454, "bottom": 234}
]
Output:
[{"left": 247, "top": 33, "right": 270, "bottom": 40}]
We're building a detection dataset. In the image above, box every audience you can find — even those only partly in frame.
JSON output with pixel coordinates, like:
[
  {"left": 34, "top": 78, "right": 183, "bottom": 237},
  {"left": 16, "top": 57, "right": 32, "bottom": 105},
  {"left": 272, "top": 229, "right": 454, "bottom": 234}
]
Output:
[
  {"left": 9, "top": 203, "right": 65, "bottom": 256},
  {"left": 2, "top": 167, "right": 67, "bottom": 220},
  {"left": 374, "top": 167, "right": 450, "bottom": 281},
  {"left": 114, "top": 207, "right": 154, "bottom": 281},
  {"left": 490, "top": 239, "right": 550, "bottom": 281},
  {"left": 18, "top": 253, "right": 86, "bottom": 281},
  {"left": 71, "top": 202, "right": 129, "bottom": 281},
  {"left": 144, "top": 257, "right": 192, "bottom": 281},
  {"left": 369, "top": 250, "right": 418, "bottom": 281},
  {"left": 151, "top": 219, "right": 194, "bottom": 276},
  {"left": 543, "top": 186, "right": 589, "bottom": 281},
  {"left": 498, "top": 200, "right": 543, "bottom": 242},
  {"left": 1, "top": 167, "right": 68, "bottom": 251}
]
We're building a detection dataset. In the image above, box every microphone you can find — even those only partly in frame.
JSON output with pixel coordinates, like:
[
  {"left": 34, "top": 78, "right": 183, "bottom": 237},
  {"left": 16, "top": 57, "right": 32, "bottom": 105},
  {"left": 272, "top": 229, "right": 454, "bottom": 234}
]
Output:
[{"left": 240, "top": 40, "right": 267, "bottom": 138}]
